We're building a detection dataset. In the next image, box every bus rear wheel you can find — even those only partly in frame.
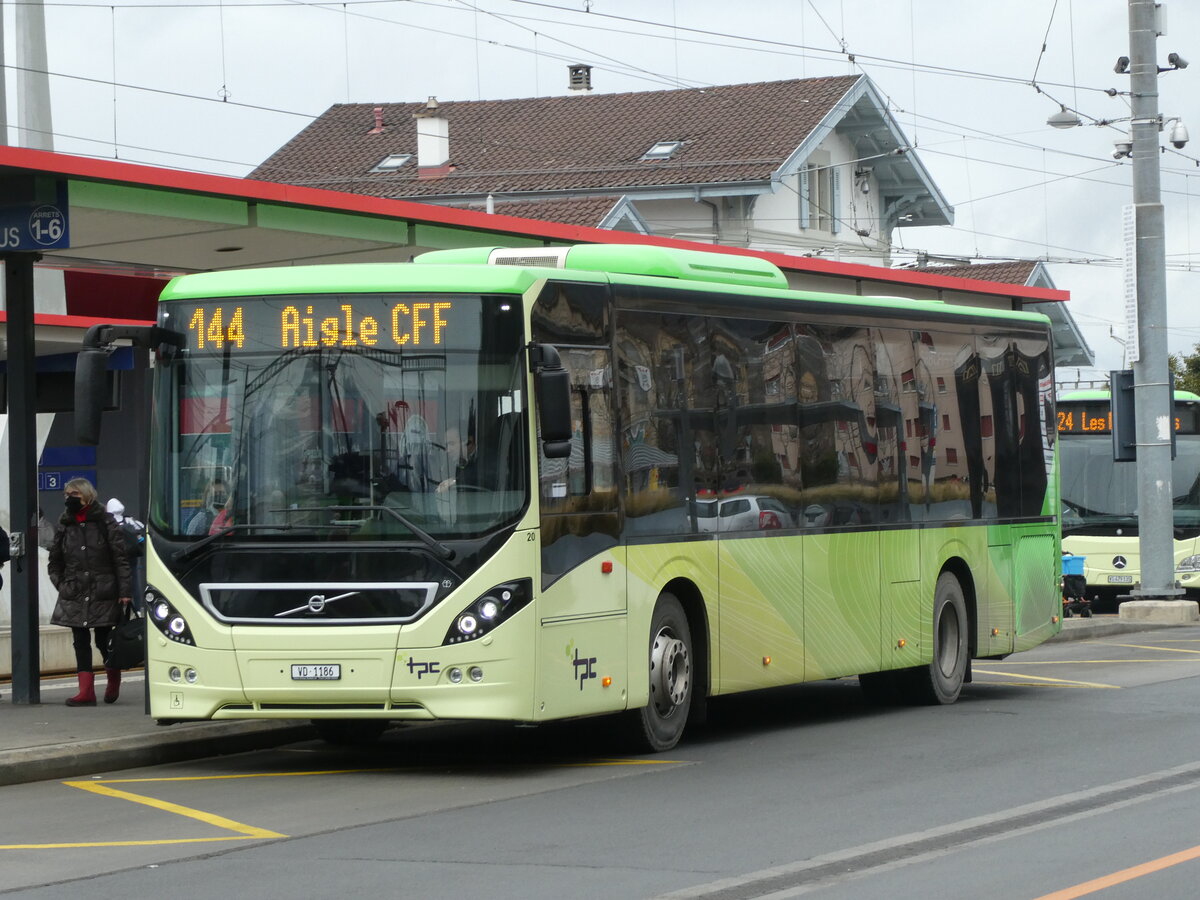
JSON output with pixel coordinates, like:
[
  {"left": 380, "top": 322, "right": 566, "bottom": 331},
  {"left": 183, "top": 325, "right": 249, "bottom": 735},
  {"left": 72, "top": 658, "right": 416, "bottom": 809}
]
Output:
[
  {"left": 625, "top": 593, "right": 693, "bottom": 753},
  {"left": 312, "top": 719, "right": 388, "bottom": 746},
  {"left": 906, "top": 572, "right": 969, "bottom": 705}
]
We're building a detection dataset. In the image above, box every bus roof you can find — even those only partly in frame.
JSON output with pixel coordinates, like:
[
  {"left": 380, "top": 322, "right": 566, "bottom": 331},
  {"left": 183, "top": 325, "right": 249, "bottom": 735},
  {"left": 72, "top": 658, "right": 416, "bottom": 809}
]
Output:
[
  {"left": 1059, "top": 389, "right": 1200, "bottom": 402},
  {"left": 159, "top": 244, "right": 1051, "bottom": 328}
]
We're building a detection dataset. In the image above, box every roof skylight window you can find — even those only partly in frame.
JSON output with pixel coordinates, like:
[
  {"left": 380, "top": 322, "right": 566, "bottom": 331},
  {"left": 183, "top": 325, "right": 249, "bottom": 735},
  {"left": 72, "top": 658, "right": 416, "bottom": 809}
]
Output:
[
  {"left": 641, "top": 141, "right": 682, "bottom": 161},
  {"left": 372, "top": 153, "right": 412, "bottom": 172}
]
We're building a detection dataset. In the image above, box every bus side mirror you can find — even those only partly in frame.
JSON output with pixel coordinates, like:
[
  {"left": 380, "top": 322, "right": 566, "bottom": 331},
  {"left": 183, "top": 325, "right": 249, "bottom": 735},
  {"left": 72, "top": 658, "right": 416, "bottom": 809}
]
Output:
[
  {"left": 530, "top": 343, "right": 573, "bottom": 459},
  {"left": 75, "top": 323, "right": 185, "bottom": 446},
  {"left": 75, "top": 347, "right": 110, "bottom": 446}
]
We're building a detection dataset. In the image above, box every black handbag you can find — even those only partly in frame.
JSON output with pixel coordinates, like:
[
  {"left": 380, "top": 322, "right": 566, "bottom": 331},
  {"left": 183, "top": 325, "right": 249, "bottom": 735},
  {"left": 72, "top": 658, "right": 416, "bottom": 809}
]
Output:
[{"left": 106, "top": 605, "right": 146, "bottom": 670}]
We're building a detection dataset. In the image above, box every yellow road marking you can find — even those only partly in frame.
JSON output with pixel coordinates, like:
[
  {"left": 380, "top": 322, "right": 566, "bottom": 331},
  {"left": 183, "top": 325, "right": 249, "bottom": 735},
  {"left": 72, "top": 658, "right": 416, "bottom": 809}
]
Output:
[
  {"left": 994, "top": 659, "right": 1200, "bottom": 665},
  {"left": 973, "top": 681, "right": 1111, "bottom": 689},
  {"left": 1092, "top": 642, "right": 1200, "bottom": 655},
  {"left": 62, "top": 780, "right": 285, "bottom": 839},
  {"left": 971, "top": 668, "right": 1119, "bottom": 689},
  {"left": 0, "top": 836, "right": 263, "bottom": 850},
  {"left": 1, "top": 758, "right": 679, "bottom": 850},
  {"left": 1035, "top": 843, "right": 1200, "bottom": 899}
]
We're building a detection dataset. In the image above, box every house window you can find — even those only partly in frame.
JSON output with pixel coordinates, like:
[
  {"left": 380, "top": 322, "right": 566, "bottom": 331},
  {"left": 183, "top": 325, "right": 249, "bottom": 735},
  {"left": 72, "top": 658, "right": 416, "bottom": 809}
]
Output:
[
  {"left": 642, "top": 141, "right": 682, "bottom": 161},
  {"left": 942, "top": 414, "right": 951, "bottom": 432},
  {"left": 372, "top": 153, "right": 411, "bottom": 172},
  {"left": 981, "top": 415, "right": 994, "bottom": 438},
  {"left": 799, "top": 162, "right": 839, "bottom": 232},
  {"left": 946, "top": 447, "right": 959, "bottom": 464},
  {"left": 936, "top": 376, "right": 947, "bottom": 393}
]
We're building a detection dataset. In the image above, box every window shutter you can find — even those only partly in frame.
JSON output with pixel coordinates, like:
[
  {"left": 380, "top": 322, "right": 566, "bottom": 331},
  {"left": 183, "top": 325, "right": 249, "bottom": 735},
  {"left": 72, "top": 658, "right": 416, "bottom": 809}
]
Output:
[
  {"left": 798, "top": 168, "right": 810, "bottom": 229},
  {"left": 830, "top": 166, "right": 841, "bottom": 234}
]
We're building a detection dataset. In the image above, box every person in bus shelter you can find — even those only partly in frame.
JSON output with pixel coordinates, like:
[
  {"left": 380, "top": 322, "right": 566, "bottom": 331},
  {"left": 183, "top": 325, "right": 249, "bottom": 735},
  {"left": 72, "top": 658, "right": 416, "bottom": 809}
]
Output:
[{"left": 48, "top": 477, "right": 133, "bottom": 707}]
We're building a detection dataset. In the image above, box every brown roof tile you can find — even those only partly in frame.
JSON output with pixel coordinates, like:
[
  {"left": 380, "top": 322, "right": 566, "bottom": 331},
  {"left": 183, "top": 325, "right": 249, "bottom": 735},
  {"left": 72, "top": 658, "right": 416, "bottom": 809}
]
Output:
[
  {"left": 916, "top": 260, "right": 1039, "bottom": 286},
  {"left": 250, "top": 76, "right": 862, "bottom": 199}
]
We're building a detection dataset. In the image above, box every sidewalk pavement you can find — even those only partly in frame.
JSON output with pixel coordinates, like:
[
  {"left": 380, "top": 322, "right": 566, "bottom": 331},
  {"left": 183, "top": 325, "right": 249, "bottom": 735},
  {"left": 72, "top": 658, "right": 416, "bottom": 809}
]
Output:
[{"left": 0, "top": 615, "right": 1180, "bottom": 788}]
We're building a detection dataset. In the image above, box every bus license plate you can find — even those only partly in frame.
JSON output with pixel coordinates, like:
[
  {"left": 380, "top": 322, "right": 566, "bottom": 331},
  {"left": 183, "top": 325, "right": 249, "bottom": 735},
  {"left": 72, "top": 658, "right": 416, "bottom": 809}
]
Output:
[
  {"left": 291, "top": 664, "right": 341, "bottom": 681},
  {"left": 1107, "top": 575, "right": 1133, "bottom": 584}
]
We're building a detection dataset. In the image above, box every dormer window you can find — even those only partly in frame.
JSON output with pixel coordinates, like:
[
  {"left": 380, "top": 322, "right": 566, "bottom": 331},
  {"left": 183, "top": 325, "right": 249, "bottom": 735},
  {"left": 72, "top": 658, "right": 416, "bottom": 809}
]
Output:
[
  {"left": 372, "top": 153, "right": 412, "bottom": 172},
  {"left": 641, "top": 141, "right": 682, "bottom": 161}
]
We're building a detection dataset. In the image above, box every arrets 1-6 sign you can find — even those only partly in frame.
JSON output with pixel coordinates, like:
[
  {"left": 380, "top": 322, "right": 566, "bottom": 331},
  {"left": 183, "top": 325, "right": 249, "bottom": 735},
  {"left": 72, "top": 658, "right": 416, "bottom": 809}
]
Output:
[{"left": 183, "top": 299, "right": 457, "bottom": 351}]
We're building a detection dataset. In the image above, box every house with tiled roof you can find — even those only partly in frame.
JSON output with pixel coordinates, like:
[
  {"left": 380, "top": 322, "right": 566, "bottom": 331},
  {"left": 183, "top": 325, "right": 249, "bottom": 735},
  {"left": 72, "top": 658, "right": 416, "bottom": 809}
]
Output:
[
  {"left": 250, "top": 73, "right": 952, "bottom": 262},
  {"left": 912, "top": 259, "right": 1094, "bottom": 366}
]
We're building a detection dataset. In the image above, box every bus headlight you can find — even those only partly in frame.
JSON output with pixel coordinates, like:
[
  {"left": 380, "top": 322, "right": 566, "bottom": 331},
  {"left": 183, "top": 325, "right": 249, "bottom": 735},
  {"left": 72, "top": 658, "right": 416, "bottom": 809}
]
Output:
[
  {"left": 442, "top": 579, "right": 532, "bottom": 645},
  {"left": 144, "top": 586, "right": 196, "bottom": 646},
  {"left": 1178, "top": 555, "right": 1200, "bottom": 572}
]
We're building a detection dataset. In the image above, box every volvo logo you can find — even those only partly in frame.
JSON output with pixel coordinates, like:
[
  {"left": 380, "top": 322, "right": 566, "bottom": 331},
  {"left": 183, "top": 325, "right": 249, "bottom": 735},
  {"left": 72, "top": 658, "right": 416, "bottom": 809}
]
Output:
[
  {"left": 1113, "top": 556, "right": 1128, "bottom": 570},
  {"left": 275, "top": 590, "right": 362, "bottom": 617}
]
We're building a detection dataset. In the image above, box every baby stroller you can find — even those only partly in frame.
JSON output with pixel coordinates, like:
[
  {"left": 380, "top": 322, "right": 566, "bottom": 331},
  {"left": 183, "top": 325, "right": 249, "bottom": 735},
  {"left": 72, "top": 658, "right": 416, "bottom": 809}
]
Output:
[{"left": 1061, "top": 553, "right": 1091, "bottom": 617}]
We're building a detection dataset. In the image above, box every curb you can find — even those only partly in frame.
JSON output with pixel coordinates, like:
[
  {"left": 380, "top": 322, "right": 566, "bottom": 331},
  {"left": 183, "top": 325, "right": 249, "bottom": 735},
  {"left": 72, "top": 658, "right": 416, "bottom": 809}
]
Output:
[
  {"left": 0, "top": 720, "right": 316, "bottom": 787},
  {"left": 1049, "top": 619, "right": 1179, "bottom": 643}
]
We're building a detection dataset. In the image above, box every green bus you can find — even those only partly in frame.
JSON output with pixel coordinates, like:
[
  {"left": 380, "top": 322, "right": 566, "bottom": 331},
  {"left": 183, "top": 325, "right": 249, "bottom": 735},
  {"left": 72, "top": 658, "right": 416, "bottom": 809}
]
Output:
[
  {"left": 76, "top": 244, "right": 1062, "bottom": 750},
  {"left": 1057, "top": 388, "right": 1200, "bottom": 609}
]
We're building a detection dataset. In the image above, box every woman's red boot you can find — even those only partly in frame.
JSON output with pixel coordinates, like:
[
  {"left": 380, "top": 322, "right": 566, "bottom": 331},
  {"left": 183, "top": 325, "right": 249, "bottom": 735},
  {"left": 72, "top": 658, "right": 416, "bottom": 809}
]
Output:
[
  {"left": 103, "top": 668, "right": 121, "bottom": 704},
  {"left": 66, "top": 671, "right": 97, "bottom": 707}
]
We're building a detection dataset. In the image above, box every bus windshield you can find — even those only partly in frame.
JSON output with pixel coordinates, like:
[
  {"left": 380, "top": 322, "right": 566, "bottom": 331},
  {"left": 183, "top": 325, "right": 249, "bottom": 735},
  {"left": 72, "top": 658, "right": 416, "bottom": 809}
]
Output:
[
  {"left": 150, "top": 292, "right": 528, "bottom": 543},
  {"left": 1059, "top": 434, "right": 1200, "bottom": 529}
]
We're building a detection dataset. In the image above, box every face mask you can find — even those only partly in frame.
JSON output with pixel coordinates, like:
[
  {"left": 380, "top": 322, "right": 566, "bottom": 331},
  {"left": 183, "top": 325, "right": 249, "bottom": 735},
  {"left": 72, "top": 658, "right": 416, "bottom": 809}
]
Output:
[{"left": 65, "top": 496, "right": 83, "bottom": 514}]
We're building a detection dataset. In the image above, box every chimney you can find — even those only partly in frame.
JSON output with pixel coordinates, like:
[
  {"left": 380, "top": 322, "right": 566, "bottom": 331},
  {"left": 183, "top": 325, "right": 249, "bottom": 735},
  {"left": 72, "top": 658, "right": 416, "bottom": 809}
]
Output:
[
  {"left": 568, "top": 64, "right": 593, "bottom": 92},
  {"left": 413, "top": 96, "right": 451, "bottom": 178},
  {"left": 367, "top": 107, "right": 385, "bottom": 135}
]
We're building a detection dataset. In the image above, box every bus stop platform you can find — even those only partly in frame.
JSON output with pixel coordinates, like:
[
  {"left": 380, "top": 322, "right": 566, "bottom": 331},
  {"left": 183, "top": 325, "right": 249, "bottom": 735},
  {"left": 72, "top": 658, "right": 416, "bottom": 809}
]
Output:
[{"left": 0, "top": 615, "right": 1174, "bottom": 787}]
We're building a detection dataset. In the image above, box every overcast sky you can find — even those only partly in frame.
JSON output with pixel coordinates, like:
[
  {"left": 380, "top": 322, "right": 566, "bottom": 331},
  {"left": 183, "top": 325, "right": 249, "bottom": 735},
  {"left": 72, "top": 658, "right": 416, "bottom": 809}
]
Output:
[{"left": 9, "top": 0, "right": 1200, "bottom": 375}]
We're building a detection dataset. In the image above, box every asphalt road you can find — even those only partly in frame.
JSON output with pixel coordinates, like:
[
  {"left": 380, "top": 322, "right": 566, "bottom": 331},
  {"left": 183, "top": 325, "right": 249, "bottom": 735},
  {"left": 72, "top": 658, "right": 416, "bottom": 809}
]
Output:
[{"left": 5, "top": 627, "right": 1200, "bottom": 899}]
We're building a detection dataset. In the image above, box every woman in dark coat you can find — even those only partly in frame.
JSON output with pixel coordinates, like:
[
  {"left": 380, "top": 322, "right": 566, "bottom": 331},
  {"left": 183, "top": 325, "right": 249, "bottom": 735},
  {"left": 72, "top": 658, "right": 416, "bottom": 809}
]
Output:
[{"left": 49, "top": 477, "right": 133, "bottom": 706}]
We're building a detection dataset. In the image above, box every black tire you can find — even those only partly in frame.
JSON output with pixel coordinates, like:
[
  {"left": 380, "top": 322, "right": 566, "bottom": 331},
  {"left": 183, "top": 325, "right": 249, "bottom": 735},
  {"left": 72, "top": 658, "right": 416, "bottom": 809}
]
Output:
[
  {"left": 905, "top": 572, "right": 969, "bottom": 705},
  {"left": 624, "top": 593, "right": 693, "bottom": 753},
  {"left": 312, "top": 719, "right": 388, "bottom": 746}
]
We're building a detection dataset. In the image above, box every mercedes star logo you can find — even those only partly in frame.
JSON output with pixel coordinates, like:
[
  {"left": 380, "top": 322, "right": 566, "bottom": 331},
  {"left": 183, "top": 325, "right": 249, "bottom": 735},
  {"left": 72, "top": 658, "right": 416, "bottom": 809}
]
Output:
[{"left": 1113, "top": 556, "right": 1128, "bottom": 570}]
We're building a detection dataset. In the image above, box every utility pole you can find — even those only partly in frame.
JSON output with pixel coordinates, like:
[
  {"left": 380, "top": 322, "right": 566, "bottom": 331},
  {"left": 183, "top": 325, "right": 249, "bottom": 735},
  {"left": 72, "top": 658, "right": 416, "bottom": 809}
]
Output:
[{"left": 1121, "top": 0, "right": 1195, "bottom": 619}]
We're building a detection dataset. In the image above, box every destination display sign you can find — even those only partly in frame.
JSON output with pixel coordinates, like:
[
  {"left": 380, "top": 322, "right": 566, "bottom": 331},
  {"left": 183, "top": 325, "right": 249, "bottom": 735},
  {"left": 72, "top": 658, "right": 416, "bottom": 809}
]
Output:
[
  {"left": 172, "top": 297, "right": 468, "bottom": 352},
  {"left": 1056, "top": 401, "right": 1200, "bottom": 435}
]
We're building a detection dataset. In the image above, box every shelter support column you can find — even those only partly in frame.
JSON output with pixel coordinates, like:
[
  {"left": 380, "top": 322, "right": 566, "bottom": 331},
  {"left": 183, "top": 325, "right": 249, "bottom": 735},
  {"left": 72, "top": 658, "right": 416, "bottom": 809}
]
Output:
[{"left": 4, "top": 252, "right": 42, "bottom": 704}]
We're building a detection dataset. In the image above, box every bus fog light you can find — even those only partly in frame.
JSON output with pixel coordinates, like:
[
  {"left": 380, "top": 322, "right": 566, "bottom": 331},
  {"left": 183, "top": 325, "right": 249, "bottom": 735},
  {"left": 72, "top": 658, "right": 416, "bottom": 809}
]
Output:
[
  {"left": 448, "top": 667, "right": 463, "bottom": 684},
  {"left": 457, "top": 614, "right": 478, "bottom": 635},
  {"left": 169, "top": 666, "right": 182, "bottom": 683},
  {"left": 168, "top": 616, "right": 187, "bottom": 635},
  {"left": 184, "top": 668, "right": 198, "bottom": 684},
  {"left": 468, "top": 666, "right": 483, "bottom": 682}
]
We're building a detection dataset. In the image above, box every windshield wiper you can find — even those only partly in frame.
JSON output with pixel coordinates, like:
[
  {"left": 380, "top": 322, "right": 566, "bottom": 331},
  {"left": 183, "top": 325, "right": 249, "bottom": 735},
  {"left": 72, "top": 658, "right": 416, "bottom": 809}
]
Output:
[
  {"left": 281, "top": 504, "right": 455, "bottom": 560},
  {"left": 172, "top": 523, "right": 347, "bottom": 563}
]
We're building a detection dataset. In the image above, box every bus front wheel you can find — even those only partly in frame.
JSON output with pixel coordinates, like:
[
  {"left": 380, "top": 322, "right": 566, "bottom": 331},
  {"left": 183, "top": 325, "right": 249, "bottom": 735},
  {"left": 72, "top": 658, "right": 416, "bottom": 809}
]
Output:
[
  {"left": 907, "top": 572, "right": 969, "bottom": 705},
  {"left": 625, "top": 593, "right": 693, "bottom": 753}
]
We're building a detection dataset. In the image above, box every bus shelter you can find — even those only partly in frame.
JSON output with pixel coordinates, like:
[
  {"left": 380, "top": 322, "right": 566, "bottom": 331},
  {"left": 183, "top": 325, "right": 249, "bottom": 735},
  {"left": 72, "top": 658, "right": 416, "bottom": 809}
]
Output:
[{"left": 0, "top": 144, "right": 1072, "bottom": 701}]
